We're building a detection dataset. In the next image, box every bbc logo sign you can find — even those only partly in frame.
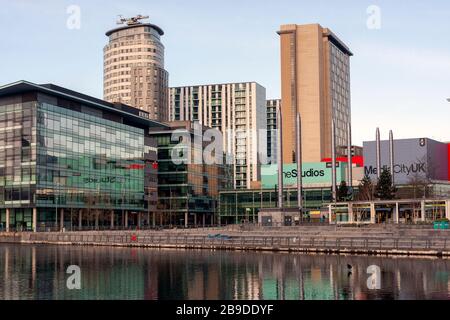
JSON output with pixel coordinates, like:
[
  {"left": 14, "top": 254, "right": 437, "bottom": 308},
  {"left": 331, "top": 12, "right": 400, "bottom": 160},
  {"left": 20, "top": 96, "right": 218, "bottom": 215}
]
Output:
[{"left": 326, "top": 162, "right": 340, "bottom": 168}]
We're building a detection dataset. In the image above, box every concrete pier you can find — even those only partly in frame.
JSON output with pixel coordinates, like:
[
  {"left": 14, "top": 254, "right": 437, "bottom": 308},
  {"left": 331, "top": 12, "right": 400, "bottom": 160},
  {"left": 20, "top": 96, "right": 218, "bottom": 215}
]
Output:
[
  {"left": 421, "top": 201, "right": 426, "bottom": 222},
  {"left": 78, "top": 210, "right": 82, "bottom": 229},
  {"left": 32, "top": 208, "right": 37, "bottom": 233},
  {"left": 95, "top": 211, "right": 99, "bottom": 230},
  {"left": 348, "top": 203, "right": 354, "bottom": 223},
  {"left": 447, "top": 200, "right": 450, "bottom": 220},
  {"left": 370, "top": 203, "right": 376, "bottom": 224},
  {"left": 59, "top": 209, "right": 64, "bottom": 232},
  {"left": 395, "top": 203, "right": 399, "bottom": 224},
  {"left": 110, "top": 211, "right": 114, "bottom": 229},
  {"left": 5, "top": 209, "right": 9, "bottom": 233}
]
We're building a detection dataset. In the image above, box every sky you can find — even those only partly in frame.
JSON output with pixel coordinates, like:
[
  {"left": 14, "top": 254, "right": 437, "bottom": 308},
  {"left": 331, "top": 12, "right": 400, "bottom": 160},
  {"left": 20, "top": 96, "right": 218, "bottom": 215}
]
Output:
[{"left": 1, "top": 0, "right": 449, "bottom": 145}]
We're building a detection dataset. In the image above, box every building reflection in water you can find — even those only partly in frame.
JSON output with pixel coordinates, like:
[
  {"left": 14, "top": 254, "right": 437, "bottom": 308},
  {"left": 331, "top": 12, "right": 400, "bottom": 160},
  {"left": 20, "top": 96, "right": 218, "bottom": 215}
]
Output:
[{"left": 0, "top": 244, "right": 450, "bottom": 300}]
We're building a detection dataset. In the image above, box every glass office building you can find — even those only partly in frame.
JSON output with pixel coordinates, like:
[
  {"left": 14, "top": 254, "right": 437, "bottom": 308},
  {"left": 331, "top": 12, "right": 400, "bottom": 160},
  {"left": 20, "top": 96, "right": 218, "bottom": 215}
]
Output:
[
  {"left": 35, "top": 103, "right": 144, "bottom": 224},
  {"left": 149, "top": 121, "right": 233, "bottom": 227},
  {"left": 0, "top": 81, "right": 166, "bottom": 232},
  {"left": 219, "top": 188, "right": 334, "bottom": 224}
]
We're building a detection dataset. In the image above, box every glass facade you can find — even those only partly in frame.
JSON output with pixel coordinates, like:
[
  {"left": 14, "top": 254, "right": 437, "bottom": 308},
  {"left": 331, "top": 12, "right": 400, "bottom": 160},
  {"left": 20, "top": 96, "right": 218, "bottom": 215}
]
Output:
[
  {"left": 0, "top": 101, "right": 36, "bottom": 230},
  {"left": 266, "top": 99, "right": 279, "bottom": 164},
  {"left": 35, "top": 102, "right": 145, "bottom": 211},
  {"left": 329, "top": 42, "right": 351, "bottom": 148},
  {"left": 152, "top": 123, "right": 233, "bottom": 226},
  {"left": 219, "top": 188, "right": 334, "bottom": 224},
  {"left": 0, "top": 92, "right": 150, "bottom": 231}
]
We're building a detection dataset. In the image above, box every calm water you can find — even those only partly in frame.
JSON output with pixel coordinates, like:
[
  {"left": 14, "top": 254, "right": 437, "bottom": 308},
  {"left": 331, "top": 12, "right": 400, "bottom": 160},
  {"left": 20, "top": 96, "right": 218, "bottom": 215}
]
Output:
[{"left": 0, "top": 244, "right": 449, "bottom": 300}]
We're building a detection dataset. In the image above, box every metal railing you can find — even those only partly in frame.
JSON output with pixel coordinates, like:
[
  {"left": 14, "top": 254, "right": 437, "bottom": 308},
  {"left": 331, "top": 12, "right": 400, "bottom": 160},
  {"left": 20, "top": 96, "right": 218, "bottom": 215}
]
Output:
[
  {"left": 23, "top": 233, "right": 450, "bottom": 253},
  {"left": 34, "top": 224, "right": 226, "bottom": 233},
  {"left": 12, "top": 222, "right": 439, "bottom": 233}
]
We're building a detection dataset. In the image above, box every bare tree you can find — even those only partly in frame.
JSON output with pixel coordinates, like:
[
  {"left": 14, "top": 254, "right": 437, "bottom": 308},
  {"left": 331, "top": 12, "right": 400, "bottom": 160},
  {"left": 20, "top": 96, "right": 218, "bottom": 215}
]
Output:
[
  {"left": 355, "top": 175, "right": 374, "bottom": 201},
  {"left": 402, "top": 155, "right": 436, "bottom": 199},
  {"left": 405, "top": 172, "right": 429, "bottom": 199}
]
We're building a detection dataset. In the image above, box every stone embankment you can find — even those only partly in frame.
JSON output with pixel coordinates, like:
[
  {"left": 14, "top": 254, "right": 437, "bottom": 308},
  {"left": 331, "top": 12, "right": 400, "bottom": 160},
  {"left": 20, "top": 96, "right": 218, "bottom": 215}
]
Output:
[{"left": 1, "top": 225, "right": 449, "bottom": 257}]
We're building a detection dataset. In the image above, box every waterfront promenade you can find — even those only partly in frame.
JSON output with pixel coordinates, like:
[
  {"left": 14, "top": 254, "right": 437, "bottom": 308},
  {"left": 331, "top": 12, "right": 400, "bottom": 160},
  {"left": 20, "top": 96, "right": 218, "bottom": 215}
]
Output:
[{"left": 1, "top": 225, "right": 450, "bottom": 257}]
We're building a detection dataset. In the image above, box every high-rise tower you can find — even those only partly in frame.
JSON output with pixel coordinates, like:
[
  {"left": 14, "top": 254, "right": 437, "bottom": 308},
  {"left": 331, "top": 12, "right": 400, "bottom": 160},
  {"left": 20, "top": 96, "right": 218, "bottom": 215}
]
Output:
[
  {"left": 278, "top": 23, "right": 352, "bottom": 163},
  {"left": 169, "top": 82, "right": 267, "bottom": 189},
  {"left": 104, "top": 15, "right": 169, "bottom": 121}
]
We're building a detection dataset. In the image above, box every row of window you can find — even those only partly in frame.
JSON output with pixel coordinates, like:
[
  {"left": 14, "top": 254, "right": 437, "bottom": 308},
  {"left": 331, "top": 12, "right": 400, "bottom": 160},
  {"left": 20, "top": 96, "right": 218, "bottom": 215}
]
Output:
[
  {"left": 104, "top": 59, "right": 164, "bottom": 73},
  {"left": 104, "top": 54, "right": 162, "bottom": 66}
]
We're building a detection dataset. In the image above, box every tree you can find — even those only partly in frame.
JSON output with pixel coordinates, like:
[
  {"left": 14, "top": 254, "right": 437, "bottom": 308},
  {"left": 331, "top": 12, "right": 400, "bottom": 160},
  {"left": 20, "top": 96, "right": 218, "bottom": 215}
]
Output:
[
  {"left": 401, "top": 155, "right": 436, "bottom": 199},
  {"left": 356, "top": 174, "right": 374, "bottom": 201},
  {"left": 337, "top": 181, "right": 349, "bottom": 202},
  {"left": 404, "top": 172, "right": 429, "bottom": 199},
  {"left": 375, "top": 168, "right": 396, "bottom": 200}
]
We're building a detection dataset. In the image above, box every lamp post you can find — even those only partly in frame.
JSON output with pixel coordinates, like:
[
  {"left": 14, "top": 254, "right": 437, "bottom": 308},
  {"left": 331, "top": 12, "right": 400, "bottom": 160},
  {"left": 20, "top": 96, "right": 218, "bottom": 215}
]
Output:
[
  {"left": 346, "top": 122, "right": 353, "bottom": 190},
  {"left": 260, "top": 189, "right": 263, "bottom": 213},
  {"left": 389, "top": 130, "right": 395, "bottom": 186},
  {"left": 296, "top": 113, "right": 303, "bottom": 217},
  {"left": 376, "top": 128, "right": 381, "bottom": 180},
  {"left": 276, "top": 105, "right": 284, "bottom": 209},
  {"left": 331, "top": 121, "right": 337, "bottom": 203},
  {"left": 147, "top": 187, "right": 151, "bottom": 229}
]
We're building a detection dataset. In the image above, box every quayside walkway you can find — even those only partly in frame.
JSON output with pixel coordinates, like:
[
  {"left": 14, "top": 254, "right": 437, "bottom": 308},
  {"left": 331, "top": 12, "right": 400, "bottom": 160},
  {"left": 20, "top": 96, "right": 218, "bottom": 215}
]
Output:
[{"left": 1, "top": 225, "right": 450, "bottom": 257}]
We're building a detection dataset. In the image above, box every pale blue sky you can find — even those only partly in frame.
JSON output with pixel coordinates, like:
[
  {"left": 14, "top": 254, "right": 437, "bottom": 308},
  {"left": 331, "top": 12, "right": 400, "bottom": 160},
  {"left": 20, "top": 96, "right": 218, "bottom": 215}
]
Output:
[{"left": 1, "top": 0, "right": 449, "bottom": 145}]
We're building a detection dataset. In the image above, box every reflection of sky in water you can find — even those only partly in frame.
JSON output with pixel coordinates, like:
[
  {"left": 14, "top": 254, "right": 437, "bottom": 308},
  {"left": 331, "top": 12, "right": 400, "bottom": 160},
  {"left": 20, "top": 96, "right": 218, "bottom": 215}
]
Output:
[{"left": 1, "top": 244, "right": 450, "bottom": 300}]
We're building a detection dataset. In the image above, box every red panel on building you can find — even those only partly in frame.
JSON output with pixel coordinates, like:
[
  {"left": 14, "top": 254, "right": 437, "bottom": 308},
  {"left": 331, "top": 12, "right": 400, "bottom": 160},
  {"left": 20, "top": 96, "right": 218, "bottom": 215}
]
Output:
[
  {"left": 127, "top": 164, "right": 145, "bottom": 170},
  {"left": 448, "top": 143, "right": 450, "bottom": 181},
  {"left": 321, "top": 155, "right": 364, "bottom": 167}
]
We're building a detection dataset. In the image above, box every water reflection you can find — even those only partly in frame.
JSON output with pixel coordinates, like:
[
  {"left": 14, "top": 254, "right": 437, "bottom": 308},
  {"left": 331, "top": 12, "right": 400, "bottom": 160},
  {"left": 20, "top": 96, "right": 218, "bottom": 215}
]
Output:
[{"left": 0, "top": 244, "right": 449, "bottom": 300}]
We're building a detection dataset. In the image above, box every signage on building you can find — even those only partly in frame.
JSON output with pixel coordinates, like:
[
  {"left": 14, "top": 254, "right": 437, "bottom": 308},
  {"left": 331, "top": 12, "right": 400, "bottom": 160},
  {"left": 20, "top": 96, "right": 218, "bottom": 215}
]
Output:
[
  {"left": 83, "top": 177, "right": 118, "bottom": 184},
  {"left": 261, "top": 163, "right": 346, "bottom": 189},
  {"left": 325, "top": 162, "right": 340, "bottom": 168},
  {"left": 364, "top": 163, "right": 426, "bottom": 177},
  {"left": 363, "top": 138, "right": 449, "bottom": 184}
]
